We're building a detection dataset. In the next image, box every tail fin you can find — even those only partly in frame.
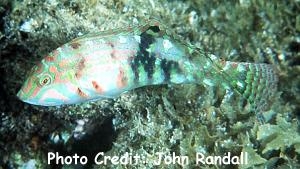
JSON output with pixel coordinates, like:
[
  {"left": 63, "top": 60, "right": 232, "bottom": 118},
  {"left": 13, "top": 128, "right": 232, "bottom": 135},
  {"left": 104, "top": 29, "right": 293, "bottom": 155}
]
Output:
[{"left": 219, "top": 61, "right": 278, "bottom": 115}]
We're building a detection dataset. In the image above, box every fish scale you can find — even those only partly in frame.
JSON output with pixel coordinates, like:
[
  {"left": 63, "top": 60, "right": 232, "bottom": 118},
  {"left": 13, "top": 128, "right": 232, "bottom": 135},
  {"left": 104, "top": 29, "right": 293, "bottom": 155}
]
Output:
[{"left": 17, "top": 19, "right": 278, "bottom": 115}]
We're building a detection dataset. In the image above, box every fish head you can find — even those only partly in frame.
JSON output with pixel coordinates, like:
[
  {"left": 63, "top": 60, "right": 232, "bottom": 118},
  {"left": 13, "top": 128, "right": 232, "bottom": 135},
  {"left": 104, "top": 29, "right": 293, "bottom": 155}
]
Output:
[{"left": 17, "top": 50, "right": 79, "bottom": 106}]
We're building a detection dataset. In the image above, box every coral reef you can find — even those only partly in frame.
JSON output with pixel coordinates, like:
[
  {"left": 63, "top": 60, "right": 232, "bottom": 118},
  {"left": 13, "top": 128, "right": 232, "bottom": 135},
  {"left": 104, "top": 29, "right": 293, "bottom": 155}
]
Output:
[{"left": 0, "top": 0, "right": 299, "bottom": 168}]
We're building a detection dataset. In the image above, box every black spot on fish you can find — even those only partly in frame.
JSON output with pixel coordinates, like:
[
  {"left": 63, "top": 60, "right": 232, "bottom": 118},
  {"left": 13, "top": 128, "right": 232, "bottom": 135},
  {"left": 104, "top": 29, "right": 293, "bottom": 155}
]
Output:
[
  {"left": 161, "top": 59, "right": 171, "bottom": 81},
  {"left": 130, "top": 58, "right": 140, "bottom": 82},
  {"left": 148, "top": 25, "right": 160, "bottom": 33},
  {"left": 130, "top": 30, "right": 156, "bottom": 82},
  {"left": 161, "top": 58, "right": 180, "bottom": 82}
]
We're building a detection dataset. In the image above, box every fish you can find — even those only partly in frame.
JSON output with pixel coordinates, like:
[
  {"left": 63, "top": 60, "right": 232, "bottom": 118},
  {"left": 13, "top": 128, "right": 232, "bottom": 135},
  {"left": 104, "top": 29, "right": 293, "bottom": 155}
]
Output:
[{"left": 17, "top": 19, "right": 278, "bottom": 114}]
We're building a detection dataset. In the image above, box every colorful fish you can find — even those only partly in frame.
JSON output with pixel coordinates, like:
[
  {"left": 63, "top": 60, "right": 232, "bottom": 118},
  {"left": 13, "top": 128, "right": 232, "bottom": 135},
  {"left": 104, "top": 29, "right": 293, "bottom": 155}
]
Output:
[{"left": 17, "top": 20, "right": 278, "bottom": 114}]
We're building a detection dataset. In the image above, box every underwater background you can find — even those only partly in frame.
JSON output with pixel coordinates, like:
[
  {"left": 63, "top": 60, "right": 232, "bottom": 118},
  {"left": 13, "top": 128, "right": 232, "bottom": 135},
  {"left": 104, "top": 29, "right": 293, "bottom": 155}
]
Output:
[{"left": 0, "top": 0, "right": 299, "bottom": 168}]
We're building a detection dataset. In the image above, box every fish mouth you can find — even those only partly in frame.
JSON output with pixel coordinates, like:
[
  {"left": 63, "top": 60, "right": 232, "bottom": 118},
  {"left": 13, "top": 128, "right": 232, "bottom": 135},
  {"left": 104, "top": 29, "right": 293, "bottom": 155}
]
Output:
[
  {"left": 17, "top": 89, "right": 37, "bottom": 105},
  {"left": 17, "top": 89, "right": 62, "bottom": 106},
  {"left": 17, "top": 89, "right": 26, "bottom": 101}
]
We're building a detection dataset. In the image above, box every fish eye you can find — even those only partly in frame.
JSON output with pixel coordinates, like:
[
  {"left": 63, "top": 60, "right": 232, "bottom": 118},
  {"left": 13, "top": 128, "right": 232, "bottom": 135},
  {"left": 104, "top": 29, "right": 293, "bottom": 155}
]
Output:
[{"left": 39, "top": 74, "right": 52, "bottom": 86}]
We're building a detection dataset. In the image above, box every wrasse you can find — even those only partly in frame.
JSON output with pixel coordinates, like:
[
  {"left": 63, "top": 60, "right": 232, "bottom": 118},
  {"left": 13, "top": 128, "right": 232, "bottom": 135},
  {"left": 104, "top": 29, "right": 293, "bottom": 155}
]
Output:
[{"left": 17, "top": 20, "right": 277, "bottom": 114}]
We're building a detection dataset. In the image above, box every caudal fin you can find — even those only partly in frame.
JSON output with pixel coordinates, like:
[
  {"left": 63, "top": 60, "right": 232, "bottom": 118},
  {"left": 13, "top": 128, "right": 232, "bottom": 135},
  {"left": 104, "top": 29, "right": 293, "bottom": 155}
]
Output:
[{"left": 220, "top": 61, "right": 278, "bottom": 114}]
